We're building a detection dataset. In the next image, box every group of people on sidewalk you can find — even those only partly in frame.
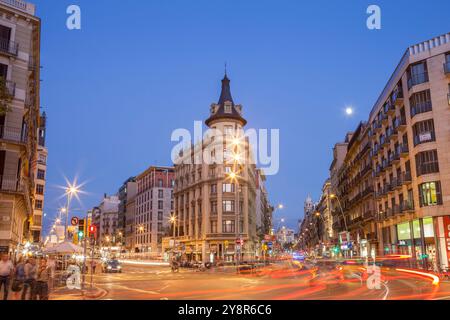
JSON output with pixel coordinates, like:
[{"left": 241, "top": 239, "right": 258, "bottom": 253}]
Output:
[{"left": 0, "top": 253, "right": 53, "bottom": 300}]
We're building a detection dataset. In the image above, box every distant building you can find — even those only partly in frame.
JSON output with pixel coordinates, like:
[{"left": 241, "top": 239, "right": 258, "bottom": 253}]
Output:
[
  {"left": 134, "top": 166, "right": 174, "bottom": 255},
  {"left": 276, "top": 227, "right": 295, "bottom": 246},
  {"left": 117, "top": 177, "right": 136, "bottom": 247},
  {"left": 96, "top": 194, "right": 120, "bottom": 246}
]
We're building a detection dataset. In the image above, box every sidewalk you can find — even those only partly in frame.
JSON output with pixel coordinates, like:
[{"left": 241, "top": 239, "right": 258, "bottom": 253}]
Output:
[{"left": 50, "top": 285, "right": 107, "bottom": 300}]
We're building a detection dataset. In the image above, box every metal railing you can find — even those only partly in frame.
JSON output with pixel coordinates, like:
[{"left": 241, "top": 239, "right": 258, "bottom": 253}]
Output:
[
  {"left": 0, "top": 125, "right": 26, "bottom": 143},
  {"left": 0, "top": 38, "right": 18, "bottom": 56},
  {"left": 0, "top": 175, "right": 25, "bottom": 193},
  {"left": 411, "top": 100, "right": 432, "bottom": 117},
  {"left": 407, "top": 72, "right": 429, "bottom": 89}
]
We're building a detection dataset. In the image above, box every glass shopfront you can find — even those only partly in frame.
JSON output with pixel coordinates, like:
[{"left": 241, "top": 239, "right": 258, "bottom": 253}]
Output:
[{"left": 396, "top": 217, "right": 436, "bottom": 270}]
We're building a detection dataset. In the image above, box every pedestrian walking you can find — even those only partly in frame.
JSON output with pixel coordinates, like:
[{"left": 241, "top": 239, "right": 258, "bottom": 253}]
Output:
[
  {"left": 32, "top": 259, "right": 51, "bottom": 300},
  {"left": 21, "top": 257, "right": 37, "bottom": 300},
  {"left": 0, "top": 253, "right": 14, "bottom": 300},
  {"left": 92, "top": 260, "right": 97, "bottom": 274},
  {"left": 11, "top": 257, "right": 25, "bottom": 300}
]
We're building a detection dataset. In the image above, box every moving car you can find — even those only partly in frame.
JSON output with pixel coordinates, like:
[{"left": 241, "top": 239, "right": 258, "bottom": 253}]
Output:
[{"left": 102, "top": 259, "right": 122, "bottom": 273}]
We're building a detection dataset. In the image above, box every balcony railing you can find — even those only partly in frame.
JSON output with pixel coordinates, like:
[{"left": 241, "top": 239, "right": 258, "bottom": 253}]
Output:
[
  {"left": 372, "top": 121, "right": 382, "bottom": 132},
  {"left": 0, "top": 175, "right": 25, "bottom": 193},
  {"left": 384, "top": 101, "right": 395, "bottom": 115},
  {"left": 410, "top": 101, "right": 432, "bottom": 117},
  {"left": 398, "top": 143, "right": 409, "bottom": 156},
  {"left": 394, "top": 117, "right": 407, "bottom": 130},
  {"left": 400, "top": 200, "right": 414, "bottom": 212},
  {"left": 416, "top": 162, "right": 439, "bottom": 176},
  {"left": 407, "top": 72, "right": 429, "bottom": 89},
  {"left": 413, "top": 130, "right": 435, "bottom": 146},
  {"left": 391, "top": 88, "right": 404, "bottom": 105},
  {"left": 402, "top": 171, "right": 412, "bottom": 183},
  {"left": 0, "top": 38, "right": 18, "bottom": 56},
  {"left": 0, "top": 125, "right": 26, "bottom": 144}
]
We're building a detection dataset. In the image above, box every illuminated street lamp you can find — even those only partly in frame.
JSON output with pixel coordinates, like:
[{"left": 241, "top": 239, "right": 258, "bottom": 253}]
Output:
[
  {"left": 329, "top": 194, "right": 348, "bottom": 231},
  {"left": 63, "top": 182, "right": 81, "bottom": 241},
  {"left": 169, "top": 215, "right": 177, "bottom": 255}
]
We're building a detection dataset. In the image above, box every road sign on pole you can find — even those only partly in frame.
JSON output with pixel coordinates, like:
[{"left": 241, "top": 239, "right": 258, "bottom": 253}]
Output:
[{"left": 71, "top": 217, "right": 79, "bottom": 226}]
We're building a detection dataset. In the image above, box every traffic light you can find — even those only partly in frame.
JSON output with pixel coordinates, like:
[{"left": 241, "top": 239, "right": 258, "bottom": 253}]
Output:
[
  {"left": 89, "top": 225, "right": 97, "bottom": 237},
  {"left": 78, "top": 219, "right": 85, "bottom": 234},
  {"left": 78, "top": 230, "right": 84, "bottom": 238}
]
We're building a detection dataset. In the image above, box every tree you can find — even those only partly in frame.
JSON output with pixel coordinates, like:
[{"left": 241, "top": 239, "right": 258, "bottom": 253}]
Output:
[{"left": 0, "top": 77, "right": 12, "bottom": 115}]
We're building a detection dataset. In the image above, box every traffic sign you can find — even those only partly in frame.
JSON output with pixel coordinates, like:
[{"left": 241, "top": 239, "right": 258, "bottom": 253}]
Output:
[
  {"left": 236, "top": 238, "right": 244, "bottom": 245},
  {"left": 71, "top": 217, "right": 79, "bottom": 226},
  {"left": 267, "top": 242, "right": 273, "bottom": 247}
]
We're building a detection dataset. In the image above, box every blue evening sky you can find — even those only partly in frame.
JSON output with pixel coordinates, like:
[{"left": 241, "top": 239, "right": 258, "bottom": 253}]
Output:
[{"left": 34, "top": 0, "right": 450, "bottom": 233}]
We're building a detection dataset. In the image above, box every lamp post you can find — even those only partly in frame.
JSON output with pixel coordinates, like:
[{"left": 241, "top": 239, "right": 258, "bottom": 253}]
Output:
[
  {"left": 170, "top": 215, "right": 176, "bottom": 259},
  {"left": 329, "top": 194, "right": 349, "bottom": 258},
  {"left": 64, "top": 184, "right": 80, "bottom": 241}
]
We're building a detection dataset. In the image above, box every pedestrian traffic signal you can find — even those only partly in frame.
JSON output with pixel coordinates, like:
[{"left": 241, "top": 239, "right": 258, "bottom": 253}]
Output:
[
  {"left": 78, "top": 231, "right": 84, "bottom": 238},
  {"left": 89, "top": 225, "right": 97, "bottom": 237}
]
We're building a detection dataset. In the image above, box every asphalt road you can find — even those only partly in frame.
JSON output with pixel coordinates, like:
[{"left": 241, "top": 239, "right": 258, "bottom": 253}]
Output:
[{"left": 72, "top": 260, "right": 450, "bottom": 300}]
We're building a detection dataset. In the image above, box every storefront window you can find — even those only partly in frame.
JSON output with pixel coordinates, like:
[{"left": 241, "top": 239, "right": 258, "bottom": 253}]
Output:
[
  {"left": 423, "top": 217, "right": 434, "bottom": 237},
  {"left": 397, "top": 222, "right": 411, "bottom": 240}
]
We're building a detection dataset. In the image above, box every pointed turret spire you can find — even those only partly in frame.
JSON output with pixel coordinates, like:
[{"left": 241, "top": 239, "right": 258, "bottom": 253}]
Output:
[
  {"left": 218, "top": 73, "right": 234, "bottom": 106},
  {"left": 205, "top": 71, "right": 247, "bottom": 127}
]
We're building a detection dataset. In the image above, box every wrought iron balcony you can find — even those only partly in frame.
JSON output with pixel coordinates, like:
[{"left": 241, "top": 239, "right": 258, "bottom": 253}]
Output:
[
  {"left": 0, "top": 175, "right": 26, "bottom": 193},
  {"left": 394, "top": 116, "right": 407, "bottom": 131},
  {"left": 0, "top": 125, "right": 26, "bottom": 144},
  {"left": 391, "top": 88, "right": 404, "bottom": 106},
  {"left": 0, "top": 38, "right": 18, "bottom": 56}
]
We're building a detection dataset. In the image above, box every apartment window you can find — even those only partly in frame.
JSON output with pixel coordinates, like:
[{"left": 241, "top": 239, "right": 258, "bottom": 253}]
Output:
[
  {"left": 210, "top": 184, "right": 217, "bottom": 194},
  {"left": 410, "top": 90, "right": 432, "bottom": 117},
  {"left": 158, "top": 179, "right": 163, "bottom": 187},
  {"left": 224, "top": 125, "right": 234, "bottom": 136},
  {"left": 158, "top": 222, "right": 163, "bottom": 232},
  {"left": 211, "top": 220, "right": 218, "bottom": 233},
  {"left": 36, "top": 184, "right": 44, "bottom": 195},
  {"left": 419, "top": 181, "right": 442, "bottom": 207},
  {"left": 415, "top": 150, "right": 439, "bottom": 176},
  {"left": 158, "top": 189, "right": 163, "bottom": 198},
  {"left": 37, "top": 169, "right": 45, "bottom": 180},
  {"left": 158, "top": 200, "right": 163, "bottom": 210},
  {"left": 35, "top": 199, "right": 43, "bottom": 210},
  {"left": 222, "top": 220, "right": 235, "bottom": 233},
  {"left": 222, "top": 183, "right": 235, "bottom": 193},
  {"left": 407, "top": 61, "right": 429, "bottom": 89},
  {"left": 222, "top": 200, "right": 234, "bottom": 212},
  {"left": 0, "top": 25, "right": 11, "bottom": 43},
  {"left": 210, "top": 201, "right": 217, "bottom": 215},
  {"left": 158, "top": 211, "right": 163, "bottom": 221},
  {"left": 38, "top": 154, "right": 47, "bottom": 164},
  {"left": 413, "top": 119, "right": 435, "bottom": 146}
]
